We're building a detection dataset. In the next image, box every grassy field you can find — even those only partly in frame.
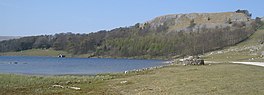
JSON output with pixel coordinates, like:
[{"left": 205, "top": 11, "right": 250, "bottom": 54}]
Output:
[
  {"left": 0, "top": 49, "right": 169, "bottom": 60},
  {"left": 0, "top": 49, "right": 71, "bottom": 57},
  {"left": 107, "top": 63, "right": 264, "bottom": 95},
  {"left": 1, "top": 63, "right": 264, "bottom": 95},
  {"left": 0, "top": 74, "right": 118, "bottom": 95}
]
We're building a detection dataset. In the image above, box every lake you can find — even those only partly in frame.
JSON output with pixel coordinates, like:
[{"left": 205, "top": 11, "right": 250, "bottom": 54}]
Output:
[{"left": 0, "top": 56, "right": 166, "bottom": 75}]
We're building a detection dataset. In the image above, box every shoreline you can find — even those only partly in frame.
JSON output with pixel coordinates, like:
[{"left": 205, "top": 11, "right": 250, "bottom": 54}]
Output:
[
  {"left": 0, "top": 56, "right": 172, "bottom": 76},
  {"left": 0, "top": 62, "right": 173, "bottom": 76},
  {"left": 0, "top": 55, "right": 169, "bottom": 60}
]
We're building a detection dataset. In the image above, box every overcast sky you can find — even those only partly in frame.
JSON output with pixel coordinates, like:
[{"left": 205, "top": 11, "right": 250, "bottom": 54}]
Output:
[{"left": 0, "top": 0, "right": 263, "bottom": 36}]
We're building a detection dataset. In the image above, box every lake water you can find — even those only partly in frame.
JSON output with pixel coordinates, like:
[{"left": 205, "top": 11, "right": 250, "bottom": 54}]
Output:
[{"left": 0, "top": 56, "right": 166, "bottom": 75}]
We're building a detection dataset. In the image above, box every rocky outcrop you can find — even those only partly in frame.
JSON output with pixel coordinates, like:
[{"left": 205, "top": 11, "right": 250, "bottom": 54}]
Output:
[
  {"left": 179, "top": 56, "right": 205, "bottom": 65},
  {"left": 140, "top": 11, "right": 252, "bottom": 32}
]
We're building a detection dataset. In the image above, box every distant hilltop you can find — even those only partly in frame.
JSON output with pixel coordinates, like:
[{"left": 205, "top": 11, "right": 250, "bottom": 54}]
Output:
[
  {"left": 0, "top": 36, "right": 21, "bottom": 41},
  {"left": 141, "top": 10, "right": 252, "bottom": 32}
]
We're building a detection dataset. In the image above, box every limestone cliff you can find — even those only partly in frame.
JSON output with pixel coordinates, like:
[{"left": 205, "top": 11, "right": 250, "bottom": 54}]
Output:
[{"left": 141, "top": 11, "right": 251, "bottom": 32}]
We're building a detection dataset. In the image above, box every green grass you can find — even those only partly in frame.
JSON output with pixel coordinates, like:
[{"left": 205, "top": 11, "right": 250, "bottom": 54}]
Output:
[
  {"left": 1, "top": 63, "right": 264, "bottom": 95},
  {"left": 0, "top": 74, "right": 119, "bottom": 95},
  {"left": 0, "top": 49, "right": 96, "bottom": 58},
  {"left": 0, "top": 49, "right": 71, "bottom": 57},
  {"left": 107, "top": 63, "right": 264, "bottom": 95},
  {"left": 204, "top": 52, "right": 259, "bottom": 62}
]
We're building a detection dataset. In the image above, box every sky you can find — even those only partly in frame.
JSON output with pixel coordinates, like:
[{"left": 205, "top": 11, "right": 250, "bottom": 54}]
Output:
[{"left": 0, "top": 0, "right": 263, "bottom": 36}]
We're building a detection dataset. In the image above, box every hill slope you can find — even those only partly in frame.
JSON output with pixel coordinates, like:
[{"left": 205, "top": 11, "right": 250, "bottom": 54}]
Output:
[
  {"left": 0, "top": 36, "right": 20, "bottom": 41},
  {"left": 204, "top": 24, "right": 264, "bottom": 62},
  {"left": 0, "top": 10, "right": 261, "bottom": 58},
  {"left": 143, "top": 12, "right": 250, "bottom": 32}
]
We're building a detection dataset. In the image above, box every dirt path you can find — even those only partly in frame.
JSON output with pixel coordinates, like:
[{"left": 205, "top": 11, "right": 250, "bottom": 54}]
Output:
[
  {"left": 205, "top": 61, "right": 264, "bottom": 67},
  {"left": 232, "top": 62, "right": 264, "bottom": 67}
]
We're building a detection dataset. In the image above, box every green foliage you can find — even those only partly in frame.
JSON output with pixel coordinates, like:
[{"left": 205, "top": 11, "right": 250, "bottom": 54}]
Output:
[{"left": 258, "top": 21, "right": 264, "bottom": 30}]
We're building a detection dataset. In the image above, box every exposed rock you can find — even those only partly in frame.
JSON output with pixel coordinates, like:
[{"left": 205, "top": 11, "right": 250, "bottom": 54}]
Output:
[
  {"left": 51, "top": 85, "right": 81, "bottom": 90},
  {"left": 69, "top": 87, "right": 81, "bottom": 90},
  {"left": 65, "top": 81, "right": 72, "bottom": 84},
  {"left": 180, "top": 56, "right": 205, "bottom": 65},
  {"left": 58, "top": 54, "right": 65, "bottom": 58},
  {"left": 140, "top": 11, "right": 251, "bottom": 32},
  {"left": 260, "top": 51, "right": 264, "bottom": 57},
  {"left": 120, "top": 81, "right": 128, "bottom": 84},
  {"left": 217, "top": 51, "right": 223, "bottom": 54},
  {"left": 52, "top": 85, "right": 64, "bottom": 88}
]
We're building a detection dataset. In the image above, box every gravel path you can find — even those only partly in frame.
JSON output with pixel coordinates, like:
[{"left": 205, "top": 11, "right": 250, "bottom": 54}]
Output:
[
  {"left": 205, "top": 61, "right": 264, "bottom": 67},
  {"left": 232, "top": 62, "right": 264, "bottom": 67}
]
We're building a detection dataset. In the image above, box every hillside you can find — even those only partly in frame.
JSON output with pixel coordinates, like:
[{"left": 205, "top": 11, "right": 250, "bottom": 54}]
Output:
[
  {"left": 0, "top": 36, "right": 20, "bottom": 41},
  {"left": 142, "top": 12, "right": 250, "bottom": 32},
  {"left": 204, "top": 24, "right": 264, "bottom": 62},
  {"left": 0, "top": 10, "right": 261, "bottom": 58}
]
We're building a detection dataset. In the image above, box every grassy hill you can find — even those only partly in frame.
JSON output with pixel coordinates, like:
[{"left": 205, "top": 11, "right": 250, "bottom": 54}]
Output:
[{"left": 203, "top": 24, "right": 264, "bottom": 62}]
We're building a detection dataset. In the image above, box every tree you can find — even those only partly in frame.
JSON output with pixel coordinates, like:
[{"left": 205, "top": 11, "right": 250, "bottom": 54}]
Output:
[{"left": 33, "top": 36, "right": 51, "bottom": 49}]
